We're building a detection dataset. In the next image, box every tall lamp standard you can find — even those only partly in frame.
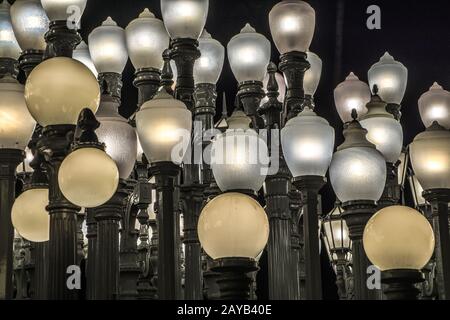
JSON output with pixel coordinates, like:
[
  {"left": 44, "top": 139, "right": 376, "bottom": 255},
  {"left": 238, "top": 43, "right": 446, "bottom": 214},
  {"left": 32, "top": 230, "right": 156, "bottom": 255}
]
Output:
[
  {"left": 364, "top": 206, "right": 435, "bottom": 300},
  {"left": 410, "top": 122, "right": 450, "bottom": 299},
  {"left": 329, "top": 111, "right": 386, "bottom": 300},
  {"left": 282, "top": 108, "right": 335, "bottom": 299}
]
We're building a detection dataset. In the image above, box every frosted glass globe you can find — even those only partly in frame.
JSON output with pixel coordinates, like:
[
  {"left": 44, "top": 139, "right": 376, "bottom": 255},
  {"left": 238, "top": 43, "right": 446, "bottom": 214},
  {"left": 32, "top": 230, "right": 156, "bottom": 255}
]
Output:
[
  {"left": 0, "top": 76, "right": 36, "bottom": 150},
  {"left": 58, "top": 147, "right": 119, "bottom": 208},
  {"left": 261, "top": 71, "right": 286, "bottom": 105},
  {"left": 73, "top": 41, "right": 98, "bottom": 78},
  {"left": 304, "top": 51, "right": 322, "bottom": 96},
  {"left": 418, "top": 82, "right": 450, "bottom": 129},
  {"left": 24, "top": 57, "right": 100, "bottom": 126},
  {"left": 11, "top": 188, "right": 49, "bottom": 242},
  {"left": 269, "top": 0, "right": 315, "bottom": 54},
  {"left": 194, "top": 30, "right": 224, "bottom": 85},
  {"left": 125, "top": 9, "right": 170, "bottom": 70},
  {"left": 330, "top": 147, "right": 386, "bottom": 203},
  {"left": 10, "top": 0, "right": 49, "bottom": 51},
  {"left": 41, "top": 0, "right": 86, "bottom": 22},
  {"left": 281, "top": 108, "right": 335, "bottom": 178},
  {"left": 89, "top": 17, "right": 128, "bottom": 74},
  {"left": 198, "top": 192, "right": 269, "bottom": 260},
  {"left": 210, "top": 129, "right": 269, "bottom": 192},
  {"left": 0, "top": 1, "right": 21, "bottom": 59},
  {"left": 410, "top": 125, "right": 450, "bottom": 190},
  {"left": 368, "top": 52, "right": 408, "bottom": 105},
  {"left": 334, "top": 72, "right": 371, "bottom": 123},
  {"left": 363, "top": 206, "right": 434, "bottom": 271},
  {"left": 161, "top": 0, "right": 208, "bottom": 40},
  {"left": 227, "top": 23, "right": 271, "bottom": 83}
]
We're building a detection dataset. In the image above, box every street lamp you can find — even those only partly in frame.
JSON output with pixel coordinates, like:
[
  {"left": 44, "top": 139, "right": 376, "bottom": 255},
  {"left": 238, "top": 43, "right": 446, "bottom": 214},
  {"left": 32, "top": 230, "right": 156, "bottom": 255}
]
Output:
[
  {"left": 262, "top": 71, "right": 286, "bottom": 105},
  {"left": 282, "top": 107, "right": 335, "bottom": 299},
  {"left": 363, "top": 205, "right": 434, "bottom": 300},
  {"left": 418, "top": 82, "right": 450, "bottom": 130},
  {"left": 73, "top": 41, "right": 98, "bottom": 77},
  {"left": 368, "top": 52, "right": 408, "bottom": 120},
  {"left": 198, "top": 192, "right": 269, "bottom": 300},
  {"left": 329, "top": 111, "right": 386, "bottom": 299},
  {"left": 303, "top": 51, "right": 322, "bottom": 108},
  {"left": 334, "top": 72, "right": 371, "bottom": 123},
  {"left": 0, "top": 0, "right": 21, "bottom": 79}
]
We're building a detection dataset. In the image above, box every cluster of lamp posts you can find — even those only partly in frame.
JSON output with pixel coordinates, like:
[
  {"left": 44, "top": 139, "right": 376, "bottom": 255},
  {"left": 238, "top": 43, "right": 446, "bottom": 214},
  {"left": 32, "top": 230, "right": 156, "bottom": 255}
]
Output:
[{"left": 0, "top": 0, "right": 449, "bottom": 301}]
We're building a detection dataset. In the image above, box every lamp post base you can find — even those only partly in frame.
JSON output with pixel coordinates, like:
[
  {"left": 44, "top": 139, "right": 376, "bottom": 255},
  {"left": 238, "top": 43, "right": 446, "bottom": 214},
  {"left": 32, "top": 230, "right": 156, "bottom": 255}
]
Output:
[
  {"left": 44, "top": 20, "right": 81, "bottom": 58},
  {"left": 381, "top": 269, "right": 424, "bottom": 300}
]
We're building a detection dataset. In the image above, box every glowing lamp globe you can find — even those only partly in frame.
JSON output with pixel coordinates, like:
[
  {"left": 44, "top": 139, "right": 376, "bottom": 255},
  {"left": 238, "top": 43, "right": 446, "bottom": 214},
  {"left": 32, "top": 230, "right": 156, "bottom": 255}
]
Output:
[
  {"left": 40, "top": 0, "right": 86, "bottom": 23},
  {"left": 73, "top": 41, "right": 98, "bottom": 78},
  {"left": 418, "top": 82, "right": 450, "bottom": 129},
  {"left": 193, "top": 29, "right": 224, "bottom": 85},
  {"left": 24, "top": 57, "right": 100, "bottom": 126},
  {"left": 198, "top": 192, "right": 269, "bottom": 260},
  {"left": 363, "top": 206, "right": 434, "bottom": 271},
  {"left": 304, "top": 51, "right": 322, "bottom": 97},
  {"left": 0, "top": 1, "right": 21, "bottom": 59}
]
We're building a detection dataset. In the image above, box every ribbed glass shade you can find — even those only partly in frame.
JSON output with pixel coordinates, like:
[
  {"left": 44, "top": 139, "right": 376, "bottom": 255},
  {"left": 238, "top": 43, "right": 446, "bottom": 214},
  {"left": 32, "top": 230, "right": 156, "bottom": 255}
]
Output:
[
  {"left": 0, "top": 1, "right": 21, "bottom": 59},
  {"left": 73, "top": 40, "right": 98, "bottom": 77},
  {"left": 418, "top": 82, "right": 450, "bottom": 129},
  {"left": 125, "top": 8, "right": 169, "bottom": 70},
  {"left": 368, "top": 52, "right": 408, "bottom": 105},
  {"left": 304, "top": 51, "right": 322, "bottom": 96},
  {"left": 0, "top": 76, "right": 36, "bottom": 150},
  {"left": 161, "top": 0, "right": 208, "bottom": 40},
  {"left": 227, "top": 23, "right": 271, "bottom": 83},
  {"left": 334, "top": 72, "right": 371, "bottom": 123},
  {"left": 88, "top": 17, "right": 128, "bottom": 74},
  {"left": 363, "top": 206, "right": 434, "bottom": 271},
  {"left": 410, "top": 124, "right": 450, "bottom": 190},
  {"left": 269, "top": 0, "right": 315, "bottom": 54},
  {"left": 261, "top": 71, "right": 286, "bottom": 105},
  {"left": 96, "top": 99, "right": 137, "bottom": 179},
  {"left": 281, "top": 108, "right": 335, "bottom": 178},
  {"left": 59, "top": 147, "right": 119, "bottom": 208},
  {"left": 24, "top": 57, "right": 100, "bottom": 126},
  {"left": 41, "top": 0, "right": 86, "bottom": 22},
  {"left": 323, "top": 205, "right": 351, "bottom": 254},
  {"left": 194, "top": 30, "right": 224, "bottom": 85},
  {"left": 330, "top": 147, "right": 386, "bottom": 202},
  {"left": 210, "top": 129, "right": 269, "bottom": 192},
  {"left": 11, "top": 187, "right": 49, "bottom": 242},
  {"left": 198, "top": 192, "right": 269, "bottom": 260},
  {"left": 136, "top": 90, "right": 192, "bottom": 164},
  {"left": 10, "top": 0, "right": 49, "bottom": 51}
]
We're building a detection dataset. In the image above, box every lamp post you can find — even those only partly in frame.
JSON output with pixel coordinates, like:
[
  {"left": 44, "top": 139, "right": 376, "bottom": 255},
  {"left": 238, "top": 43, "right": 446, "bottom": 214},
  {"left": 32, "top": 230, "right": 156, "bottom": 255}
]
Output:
[
  {"left": 329, "top": 111, "right": 386, "bottom": 300},
  {"left": 364, "top": 206, "right": 435, "bottom": 300},
  {"left": 282, "top": 108, "right": 335, "bottom": 299},
  {"left": 198, "top": 193, "right": 269, "bottom": 300},
  {"left": 410, "top": 122, "right": 450, "bottom": 299}
]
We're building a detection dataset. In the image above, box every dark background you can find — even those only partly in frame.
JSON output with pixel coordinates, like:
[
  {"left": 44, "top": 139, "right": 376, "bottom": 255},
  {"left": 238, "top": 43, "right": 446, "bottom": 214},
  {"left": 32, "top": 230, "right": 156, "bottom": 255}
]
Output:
[{"left": 22, "top": 0, "right": 450, "bottom": 299}]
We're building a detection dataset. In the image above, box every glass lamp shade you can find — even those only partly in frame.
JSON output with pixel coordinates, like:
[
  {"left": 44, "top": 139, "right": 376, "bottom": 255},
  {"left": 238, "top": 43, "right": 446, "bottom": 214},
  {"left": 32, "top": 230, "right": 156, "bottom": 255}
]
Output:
[
  {"left": 58, "top": 147, "right": 119, "bottom": 208},
  {"left": 0, "top": 1, "right": 21, "bottom": 59},
  {"left": 73, "top": 40, "right": 98, "bottom": 78},
  {"left": 304, "top": 51, "right": 322, "bottom": 97},
  {"left": 368, "top": 52, "right": 408, "bottom": 105},
  {"left": 125, "top": 8, "right": 169, "bottom": 70},
  {"left": 210, "top": 129, "right": 269, "bottom": 192},
  {"left": 25, "top": 57, "right": 100, "bottom": 126},
  {"left": 0, "top": 76, "right": 36, "bottom": 150},
  {"left": 261, "top": 71, "right": 286, "bottom": 105},
  {"left": 281, "top": 108, "right": 335, "bottom": 178},
  {"left": 409, "top": 174, "right": 426, "bottom": 208},
  {"left": 198, "top": 192, "right": 269, "bottom": 260},
  {"left": 334, "top": 72, "right": 371, "bottom": 123},
  {"left": 363, "top": 206, "right": 434, "bottom": 271},
  {"left": 136, "top": 90, "right": 192, "bottom": 164},
  {"left": 322, "top": 204, "right": 351, "bottom": 256},
  {"left": 88, "top": 17, "right": 128, "bottom": 74},
  {"left": 410, "top": 124, "right": 450, "bottom": 190},
  {"left": 268, "top": 0, "right": 315, "bottom": 54},
  {"left": 16, "top": 147, "right": 34, "bottom": 173},
  {"left": 193, "top": 29, "right": 224, "bottom": 85},
  {"left": 227, "top": 23, "right": 271, "bottom": 83},
  {"left": 418, "top": 82, "right": 450, "bottom": 129},
  {"left": 96, "top": 100, "right": 137, "bottom": 179},
  {"left": 40, "top": 0, "right": 86, "bottom": 22},
  {"left": 160, "top": 0, "right": 209, "bottom": 40},
  {"left": 11, "top": 187, "right": 49, "bottom": 242},
  {"left": 10, "top": 0, "right": 49, "bottom": 51}
]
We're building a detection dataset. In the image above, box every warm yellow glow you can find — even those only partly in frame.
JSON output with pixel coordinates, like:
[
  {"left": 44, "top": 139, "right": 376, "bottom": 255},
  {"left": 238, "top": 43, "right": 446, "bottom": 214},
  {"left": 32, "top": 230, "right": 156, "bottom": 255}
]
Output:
[
  {"left": 367, "top": 128, "right": 389, "bottom": 145},
  {"left": 428, "top": 105, "right": 448, "bottom": 119},
  {"left": 0, "top": 30, "right": 14, "bottom": 41},
  {"left": 280, "top": 15, "right": 300, "bottom": 33},
  {"left": 237, "top": 47, "right": 259, "bottom": 64},
  {"left": 379, "top": 76, "right": 398, "bottom": 89},
  {"left": 173, "top": 1, "right": 198, "bottom": 18},
  {"left": 294, "top": 141, "right": 323, "bottom": 160},
  {"left": 350, "top": 160, "right": 366, "bottom": 176},
  {"left": 425, "top": 158, "right": 447, "bottom": 172},
  {"left": 198, "top": 56, "right": 210, "bottom": 68}
]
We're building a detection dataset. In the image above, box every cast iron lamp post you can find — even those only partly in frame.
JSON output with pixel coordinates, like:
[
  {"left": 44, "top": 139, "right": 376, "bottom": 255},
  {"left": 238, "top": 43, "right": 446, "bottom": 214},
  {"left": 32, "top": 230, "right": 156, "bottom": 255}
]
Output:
[
  {"left": 364, "top": 205, "right": 435, "bottom": 300},
  {"left": 329, "top": 110, "right": 386, "bottom": 300},
  {"left": 334, "top": 72, "right": 371, "bottom": 122},
  {"left": 282, "top": 107, "right": 335, "bottom": 299},
  {"left": 410, "top": 122, "right": 450, "bottom": 300},
  {"left": 198, "top": 192, "right": 269, "bottom": 300},
  {"left": 418, "top": 82, "right": 450, "bottom": 130}
]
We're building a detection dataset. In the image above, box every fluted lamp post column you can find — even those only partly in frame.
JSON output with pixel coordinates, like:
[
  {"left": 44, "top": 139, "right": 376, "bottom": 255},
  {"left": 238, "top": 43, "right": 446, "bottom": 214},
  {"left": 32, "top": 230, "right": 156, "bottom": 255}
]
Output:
[
  {"left": 364, "top": 206, "right": 435, "bottom": 300},
  {"left": 282, "top": 108, "right": 335, "bottom": 299}
]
